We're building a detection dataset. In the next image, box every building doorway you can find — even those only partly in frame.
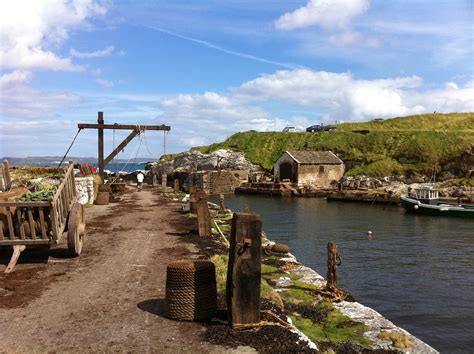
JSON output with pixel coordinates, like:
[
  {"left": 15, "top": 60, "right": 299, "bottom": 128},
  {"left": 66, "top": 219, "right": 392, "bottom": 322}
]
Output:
[{"left": 279, "top": 162, "right": 294, "bottom": 182}]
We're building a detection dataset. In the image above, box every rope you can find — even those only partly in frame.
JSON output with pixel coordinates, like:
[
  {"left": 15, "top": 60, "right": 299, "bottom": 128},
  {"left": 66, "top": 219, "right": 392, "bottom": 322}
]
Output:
[
  {"left": 142, "top": 130, "right": 157, "bottom": 158},
  {"left": 107, "top": 130, "right": 144, "bottom": 185},
  {"left": 57, "top": 128, "right": 82, "bottom": 169}
]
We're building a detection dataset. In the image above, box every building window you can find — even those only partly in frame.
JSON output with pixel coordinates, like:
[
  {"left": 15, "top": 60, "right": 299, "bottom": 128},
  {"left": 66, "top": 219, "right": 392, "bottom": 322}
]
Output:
[{"left": 319, "top": 165, "right": 325, "bottom": 173}]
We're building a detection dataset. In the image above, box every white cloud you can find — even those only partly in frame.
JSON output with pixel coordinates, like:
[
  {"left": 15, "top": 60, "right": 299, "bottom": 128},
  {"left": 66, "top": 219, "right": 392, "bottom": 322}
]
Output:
[
  {"left": 275, "top": 0, "right": 370, "bottom": 30},
  {"left": 95, "top": 78, "right": 114, "bottom": 87},
  {"left": 70, "top": 45, "right": 115, "bottom": 58},
  {"left": 156, "top": 70, "right": 473, "bottom": 150},
  {"left": 328, "top": 30, "right": 379, "bottom": 48},
  {"left": 0, "top": 70, "right": 80, "bottom": 118},
  {"left": 0, "top": 0, "right": 107, "bottom": 71}
]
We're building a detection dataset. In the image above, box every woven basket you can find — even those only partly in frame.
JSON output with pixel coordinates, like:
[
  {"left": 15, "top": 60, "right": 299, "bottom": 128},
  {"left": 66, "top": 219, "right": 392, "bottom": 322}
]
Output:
[{"left": 165, "top": 259, "right": 217, "bottom": 321}]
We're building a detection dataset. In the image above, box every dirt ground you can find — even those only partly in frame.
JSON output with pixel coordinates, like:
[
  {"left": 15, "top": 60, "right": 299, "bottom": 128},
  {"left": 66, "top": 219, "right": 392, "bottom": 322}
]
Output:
[{"left": 0, "top": 186, "right": 251, "bottom": 353}]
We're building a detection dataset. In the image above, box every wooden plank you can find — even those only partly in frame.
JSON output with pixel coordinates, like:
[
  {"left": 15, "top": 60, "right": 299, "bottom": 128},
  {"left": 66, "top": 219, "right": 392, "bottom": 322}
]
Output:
[
  {"left": 0, "top": 217, "right": 4, "bottom": 240},
  {"left": 50, "top": 202, "right": 59, "bottom": 241},
  {"left": 98, "top": 112, "right": 104, "bottom": 177},
  {"left": 38, "top": 207, "right": 47, "bottom": 239},
  {"left": 0, "top": 239, "right": 50, "bottom": 246},
  {"left": 104, "top": 129, "right": 140, "bottom": 166},
  {"left": 0, "top": 201, "right": 50, "bottom": 208},
  {"left": 27, "top": 208, "right": 36, "bottom": 240},
  {"left": 52, "top": 164, "right": 74, "bottom": 203},
  {"left": 16, "top": 208, "right": 25, "bottom": 240},
  {"left": 6, "top": 208, "right": 15, "bottom": 240},
  {"left": 226, "top": 212, "right": 262, "bottom": 327},
  {"left": 78, "top": 123, "right": 170, "bottom": 131},
  {"left": 196, "top": 192, "right": 211, "bottom": 237},
  {"left": 5, "top": 245, "right": 26, "bottom": 273}
]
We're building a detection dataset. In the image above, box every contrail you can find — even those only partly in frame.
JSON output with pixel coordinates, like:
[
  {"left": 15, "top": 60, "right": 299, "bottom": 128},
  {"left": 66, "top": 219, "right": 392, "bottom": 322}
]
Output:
[{"left": 146, "top": 25, "right": 303, "bottom": 70}]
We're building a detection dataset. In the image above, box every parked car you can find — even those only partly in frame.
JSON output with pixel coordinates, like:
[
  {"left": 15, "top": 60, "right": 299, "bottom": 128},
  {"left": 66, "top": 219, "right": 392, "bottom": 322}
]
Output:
[
  {"left": 322, "top": 125, "right": 337, "bottom": 132},
  {"left": 282, "top": 126, "right": 296, "bottom": 132},
  {"left": 306, "top": 124, "right": 323, "bottom": 132}
]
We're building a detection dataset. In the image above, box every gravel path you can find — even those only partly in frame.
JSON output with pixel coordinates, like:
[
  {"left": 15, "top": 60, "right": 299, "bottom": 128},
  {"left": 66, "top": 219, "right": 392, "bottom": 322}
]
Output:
[{"left": 0, "top": 187, "right": 240, "bottom": 352}]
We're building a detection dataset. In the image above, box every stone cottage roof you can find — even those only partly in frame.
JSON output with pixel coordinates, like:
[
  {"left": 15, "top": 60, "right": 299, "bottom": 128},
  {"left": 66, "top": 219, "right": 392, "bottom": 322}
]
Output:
[{"left": 286, "top": 150, "right": 343, "bottom": 165}]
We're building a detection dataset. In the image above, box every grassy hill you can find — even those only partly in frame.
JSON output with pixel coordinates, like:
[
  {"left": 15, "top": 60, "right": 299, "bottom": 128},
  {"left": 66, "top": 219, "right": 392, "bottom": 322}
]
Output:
[{"left": 198, "top": 113, "right": 474, "bottom": 177}]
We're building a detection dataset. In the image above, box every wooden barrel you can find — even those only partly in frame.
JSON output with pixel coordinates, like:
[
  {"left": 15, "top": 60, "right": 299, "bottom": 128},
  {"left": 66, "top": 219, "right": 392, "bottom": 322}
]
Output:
[{"left": 95, "top": 191, "right": 109, "bottom": 205}]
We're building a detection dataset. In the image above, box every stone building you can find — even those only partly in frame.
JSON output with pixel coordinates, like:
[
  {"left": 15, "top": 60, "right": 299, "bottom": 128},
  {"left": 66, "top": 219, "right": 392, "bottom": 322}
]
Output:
[{"left": 273, "top": 150, "right": 344, "bottom": 188}]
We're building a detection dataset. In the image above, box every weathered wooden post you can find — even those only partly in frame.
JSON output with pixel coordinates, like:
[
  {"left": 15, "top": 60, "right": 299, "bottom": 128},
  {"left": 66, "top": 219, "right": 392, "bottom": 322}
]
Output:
[
  {"left": 161, "top": 174, "right": 167, "bottom": 191},
  {"left": 326, "top": 242, "right": 342, "bottom": 291},
  {"left": 189, "top": 185, "right": 197, "bottom": 213},
  {"left": 219, "top": 193, "right": 226, "bottom": 213},
  {"left": 174, "top": 179, "right": 180, "bottom": 193},
  {"left": 226, "top": 212, "right": 262, "bottom": 328},
  {"left": 196, "top": 192, "right": 211, "bottom": 237},
  {"left": 2, "top": 160, "right": 11, "bottom": 191}
]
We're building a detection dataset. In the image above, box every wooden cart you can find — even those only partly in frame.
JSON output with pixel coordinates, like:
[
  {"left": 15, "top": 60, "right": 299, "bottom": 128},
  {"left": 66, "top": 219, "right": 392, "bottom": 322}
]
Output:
[{"left": 0, "top": 162, "right": 85, "bottom": 272}]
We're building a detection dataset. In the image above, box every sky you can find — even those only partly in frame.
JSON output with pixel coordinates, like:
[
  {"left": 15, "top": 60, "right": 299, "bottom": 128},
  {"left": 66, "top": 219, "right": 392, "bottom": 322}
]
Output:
[{"left": 1, "top": 0, "right": 473, "bottom": 159}]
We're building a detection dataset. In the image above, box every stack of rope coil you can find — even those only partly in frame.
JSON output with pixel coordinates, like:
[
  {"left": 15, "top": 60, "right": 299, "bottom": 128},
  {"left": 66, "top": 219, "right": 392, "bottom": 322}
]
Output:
[{"left": 165, "top": 259, "right": 217, "bottom": 321}]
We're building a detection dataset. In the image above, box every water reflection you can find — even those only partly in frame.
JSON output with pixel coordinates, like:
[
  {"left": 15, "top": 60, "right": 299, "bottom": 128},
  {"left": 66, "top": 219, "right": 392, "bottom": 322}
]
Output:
[{"left": 214, "top": 194, "right": 474, "bottom": 352}]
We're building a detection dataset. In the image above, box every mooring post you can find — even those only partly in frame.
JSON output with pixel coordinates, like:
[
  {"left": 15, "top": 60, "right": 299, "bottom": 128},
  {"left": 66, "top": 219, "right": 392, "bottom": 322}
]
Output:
[
  {"left": 97, "top": 112, "right": 104, "bottom": 179},
  {"left": 189, "top": 185, "right": 197, "bottom": 213},
  {"left": 174, "top": 179, "right": 180, "bottom": 193},
  {"left": 326, "top": 242, "right": 342, "bottom": 291},
  {"left": 196, "top": 191, "right": 211, "bottom": 237},
  {"left": 161, "top": 174, "right": 167, "bottom": 191},
  {"left": 226, "top": 212, "right": 262, "bottom": 327},
  {"left": 219, "top": 193, "right": 226, "bottom": 213}
]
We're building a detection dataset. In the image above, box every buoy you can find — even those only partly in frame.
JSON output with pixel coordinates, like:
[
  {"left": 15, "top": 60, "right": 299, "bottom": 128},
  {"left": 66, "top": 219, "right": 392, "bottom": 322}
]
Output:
[
  {"left": 414, "top": 205, "right": 419, "bottom": 210},
  {"left": 367, "top": 230, "right": 372, "bottom": 235},
  {"left": 367, "top": 230, "right": 373, "bottom": 240}
]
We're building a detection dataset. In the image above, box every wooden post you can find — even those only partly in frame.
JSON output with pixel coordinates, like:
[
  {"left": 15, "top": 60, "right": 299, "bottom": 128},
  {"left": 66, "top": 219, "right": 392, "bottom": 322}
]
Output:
[
  {"left": 97, "top": 112, "right": 104, "bottom": 179},
  {"left": 189, "top": 185, "right": 197, "bottom": 213},
  {"left": 174, "top": 179, "right": 180, "bottom": 193},
  {"left": 226, "top": 212, "right": 262, "bottom": 327},
  {"left": 161, "top": 174, "right": 167, "bottom": 190},
  {"left": 2, "top": 160, "right": 11, "bottom": 191},
  {"left": 219, "top": 193, "right": 226, "bottom": 213},
  {"left": 326, "top": 242, "right": 342, "bottom": 291},
  {"left": 196, "top": 192, "right": 211, "bottom": 237}
]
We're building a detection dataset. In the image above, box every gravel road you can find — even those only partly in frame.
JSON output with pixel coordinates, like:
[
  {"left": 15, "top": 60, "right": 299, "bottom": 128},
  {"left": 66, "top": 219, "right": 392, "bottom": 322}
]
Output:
[{"left": 0, "top": 187, "right": 240, "bottom": 352}]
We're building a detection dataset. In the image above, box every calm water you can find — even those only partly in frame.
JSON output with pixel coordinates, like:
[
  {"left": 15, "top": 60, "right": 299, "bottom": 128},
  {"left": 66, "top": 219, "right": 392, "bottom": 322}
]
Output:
[{"left": 216, "top": 195, "right": 474, "bottom": 353}]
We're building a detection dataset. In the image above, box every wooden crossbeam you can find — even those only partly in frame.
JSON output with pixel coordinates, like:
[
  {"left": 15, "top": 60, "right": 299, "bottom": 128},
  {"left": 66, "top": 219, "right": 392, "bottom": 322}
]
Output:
[
  {"left": 104, "top": 129, "right": 140, "bottom": 166},
  {"left": 77, "top": 112, "right": 171, "bottom": 178},
  {"left": 78, "top": 123, "right": 170, "bottom": 131}
]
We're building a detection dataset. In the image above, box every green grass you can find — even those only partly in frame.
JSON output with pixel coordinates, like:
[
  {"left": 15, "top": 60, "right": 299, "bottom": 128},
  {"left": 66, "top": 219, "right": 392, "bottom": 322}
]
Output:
[{"left": 196, "top": 113, "right": 474, "bottom": 176}]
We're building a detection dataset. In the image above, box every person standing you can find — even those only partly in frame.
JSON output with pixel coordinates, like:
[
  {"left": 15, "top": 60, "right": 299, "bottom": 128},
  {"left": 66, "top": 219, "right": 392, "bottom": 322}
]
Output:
[{"left": 136, "top": 172, "right": 144, "bottom": 191}]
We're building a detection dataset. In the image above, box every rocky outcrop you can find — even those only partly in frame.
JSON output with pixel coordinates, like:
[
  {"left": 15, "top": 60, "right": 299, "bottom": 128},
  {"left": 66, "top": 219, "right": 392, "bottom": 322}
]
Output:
[{"left": 149, "top": 149, "right": 263, "bottom": 176}]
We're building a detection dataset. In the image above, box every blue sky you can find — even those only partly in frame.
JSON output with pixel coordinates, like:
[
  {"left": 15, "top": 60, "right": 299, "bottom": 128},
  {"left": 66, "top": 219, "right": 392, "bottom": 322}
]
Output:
[{"left": 1, "top": 0, "right": 473, "bottom": 158}]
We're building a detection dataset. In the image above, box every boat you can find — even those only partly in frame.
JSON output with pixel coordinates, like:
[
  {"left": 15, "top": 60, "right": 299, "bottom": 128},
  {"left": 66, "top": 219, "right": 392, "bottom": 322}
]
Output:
[{"left": 401, "top": 186, "right": 474, "bottom": 218}]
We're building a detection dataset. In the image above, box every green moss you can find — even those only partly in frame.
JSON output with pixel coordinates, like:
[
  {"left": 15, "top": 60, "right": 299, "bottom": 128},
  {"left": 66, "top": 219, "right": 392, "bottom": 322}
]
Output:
[
  {"left": 290, "top": 301, "right": 370, "bottom": 347},
  {"left": 261, "top": 278, "right": 284, "bottom": 308},
  {"left": 281, "top": 286, "right": 316, "bottom": 305}
]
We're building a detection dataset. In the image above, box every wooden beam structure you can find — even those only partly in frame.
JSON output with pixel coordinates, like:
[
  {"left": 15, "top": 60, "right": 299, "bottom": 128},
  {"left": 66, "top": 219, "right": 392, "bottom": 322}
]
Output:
[{"left": 78, "top": 112, "right": 171, "bottom": 178}]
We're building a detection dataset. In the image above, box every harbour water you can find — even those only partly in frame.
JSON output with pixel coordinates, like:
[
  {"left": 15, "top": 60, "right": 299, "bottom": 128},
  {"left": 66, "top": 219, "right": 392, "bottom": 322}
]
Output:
[{"left": 217, "top": 194, "right": 474, "bottom": 353}]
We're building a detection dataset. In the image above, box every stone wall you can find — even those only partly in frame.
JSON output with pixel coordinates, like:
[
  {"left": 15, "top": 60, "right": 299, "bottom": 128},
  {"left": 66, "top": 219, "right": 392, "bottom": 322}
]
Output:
[
  {"left": 298, "top": 164, "right": 344, "bottom": 188},
  {"left": 189, "top": 170, "right": 249, "bottom": 194},
  {"left": 75, "top": 176, "right": 94, "bottom": 205}
]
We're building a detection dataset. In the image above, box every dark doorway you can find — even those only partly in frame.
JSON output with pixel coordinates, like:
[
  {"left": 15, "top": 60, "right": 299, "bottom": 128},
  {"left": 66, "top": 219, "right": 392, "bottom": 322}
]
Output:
[{"left": 279, "top": 162, "right": 294, "bottom": 182}]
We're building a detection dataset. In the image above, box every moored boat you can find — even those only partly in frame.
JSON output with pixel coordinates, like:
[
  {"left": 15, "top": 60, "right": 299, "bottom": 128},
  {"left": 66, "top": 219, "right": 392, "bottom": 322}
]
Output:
[{"left": 401, "top": 187, "right": 474, "bottom": 218}]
